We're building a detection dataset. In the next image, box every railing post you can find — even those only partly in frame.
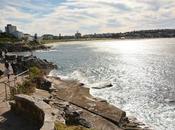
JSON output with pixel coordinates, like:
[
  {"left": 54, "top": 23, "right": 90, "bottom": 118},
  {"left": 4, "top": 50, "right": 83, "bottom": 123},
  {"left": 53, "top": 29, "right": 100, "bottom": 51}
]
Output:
[
  {"left": 4, "top": 83, "right": 7, "bottom": 101},
  {"left": 14, "top": 79, "right": 16, "bottom": 87},
  {"left": 22, "top": 75, "right": 24, "bottom": 81}
]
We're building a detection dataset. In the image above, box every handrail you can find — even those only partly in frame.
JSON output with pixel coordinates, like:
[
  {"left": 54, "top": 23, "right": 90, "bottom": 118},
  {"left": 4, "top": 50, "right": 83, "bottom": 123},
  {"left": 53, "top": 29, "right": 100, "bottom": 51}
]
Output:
[
  {"left": 15, "top": 69, "right": 29, "bottom": 78},
  {"left": 0, "top": 69, "right": 29, "bottom": 101},
  {"left": 0, "top": 69, "right": 29, "bottom": 84}
]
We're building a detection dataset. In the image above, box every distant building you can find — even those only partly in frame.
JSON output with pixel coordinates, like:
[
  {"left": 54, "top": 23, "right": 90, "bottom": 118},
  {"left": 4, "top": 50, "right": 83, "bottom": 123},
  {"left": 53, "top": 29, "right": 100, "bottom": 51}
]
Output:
[
  {"left": 12, "top": 31, "right": 24, "bottom": 39},
  {"left": 5, "top": 24, "right": 24, "bottom": 39},
  {"left": 75, "top": 31, "right": 81, "bottom": 39},
  {"left": 59, "top": 33, "right": 62, "bottom": 39},
  {"left": 24, "top": 34, "right": 34, "bottom": 41},
  {"left": 5, "top": 24, "right": 17, "bottom": 34},
  {"left": 42, "top": 34, "right": 54, "bottom": 40}
]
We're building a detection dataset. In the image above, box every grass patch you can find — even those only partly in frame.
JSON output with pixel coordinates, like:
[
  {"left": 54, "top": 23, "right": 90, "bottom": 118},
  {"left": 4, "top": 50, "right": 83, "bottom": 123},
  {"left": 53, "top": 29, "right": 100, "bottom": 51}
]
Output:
[
  {"left": 55, "top": 122, "right": 95, "bottom": 130},
  {"left": 10, "top": 80, "right": 36, "bottom": 99},
  {"left": 29, "top": 66, "right": 44, "bottom": 79},
  {"left": 16, "top": 80, "right": 36, "bottom": 95},
  {"left": 28, "top": 40, "right": 40, "bottom": 46}
]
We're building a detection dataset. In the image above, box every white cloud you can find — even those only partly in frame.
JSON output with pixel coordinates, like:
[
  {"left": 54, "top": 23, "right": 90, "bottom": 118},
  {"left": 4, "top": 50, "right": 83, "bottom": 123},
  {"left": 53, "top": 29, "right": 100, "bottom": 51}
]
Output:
[{"left": 0, "top": 0, "right": 175, "bottom": 35}]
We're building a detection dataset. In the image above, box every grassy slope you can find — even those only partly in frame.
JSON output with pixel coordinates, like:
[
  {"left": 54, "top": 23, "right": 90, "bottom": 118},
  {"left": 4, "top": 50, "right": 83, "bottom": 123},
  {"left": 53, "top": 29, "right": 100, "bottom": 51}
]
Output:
[{"left": 55, "top": 122, "right": 95, "bottom": 130}]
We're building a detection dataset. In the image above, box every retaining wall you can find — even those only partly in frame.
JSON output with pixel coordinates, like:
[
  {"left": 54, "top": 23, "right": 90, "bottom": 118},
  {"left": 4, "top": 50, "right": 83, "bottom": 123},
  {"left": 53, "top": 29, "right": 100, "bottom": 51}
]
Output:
[{"left": 10, "top": 94, "right": 55, "bottom": 130}]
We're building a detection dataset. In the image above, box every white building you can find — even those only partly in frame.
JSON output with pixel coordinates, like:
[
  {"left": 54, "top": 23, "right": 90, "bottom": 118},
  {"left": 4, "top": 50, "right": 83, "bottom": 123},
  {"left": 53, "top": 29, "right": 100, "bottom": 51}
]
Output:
[
  {"left": 24, "top": 34, "right": 34, "bottom": 41},
  {"left": 75, "top": 31, "right": 81, "bottom": 39},
  {"left": 5, "top": 24, "right": 17, "bottom": 34},
  {"left": 12, "top": 31, "right": 24, "bottom": 39},
  {"left": 5, "top": 24, "right": 25, "bottom": 39}
]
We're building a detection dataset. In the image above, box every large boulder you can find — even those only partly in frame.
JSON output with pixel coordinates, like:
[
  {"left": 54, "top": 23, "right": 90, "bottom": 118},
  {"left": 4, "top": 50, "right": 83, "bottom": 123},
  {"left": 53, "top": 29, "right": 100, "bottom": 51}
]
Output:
[
  {"left": 23, "top": 57, "right": 57, "bottom": 73},
  {"left": 63, "top": 105, "right": 91, "bottom": 128}
]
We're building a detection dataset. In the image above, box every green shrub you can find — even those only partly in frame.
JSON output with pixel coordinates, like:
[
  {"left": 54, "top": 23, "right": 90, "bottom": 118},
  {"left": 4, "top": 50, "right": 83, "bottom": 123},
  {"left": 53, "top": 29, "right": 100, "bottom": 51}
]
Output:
[
  {"left": 28, "top": 40, "right": 40, "bottom": 46},
  {"left": 16, "top": 80, "right": 36, "bottom": 95},
  {"left": 29, "top": 67, "right": 44, "bottom": 79},
  {"left": 10, "top": 80, "right": 36, "bottom": 99},
  {"left": 10, "top": 67, "right": 44, "bottom": 99}
]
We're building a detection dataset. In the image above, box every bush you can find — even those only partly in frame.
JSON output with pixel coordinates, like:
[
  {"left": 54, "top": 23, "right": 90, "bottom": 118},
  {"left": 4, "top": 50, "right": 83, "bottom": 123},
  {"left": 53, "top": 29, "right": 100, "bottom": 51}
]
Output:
[
  {"left": 10, "top": 80, "right": 36, "bottom": 99},
  {"left": 29, "top": 67, "right": 44, "bottom": 79},
  {"left": 28, "top": 40, "right": 40, "bottom": 46},
  {"left": 16, "top": 80, "right": 36, "bottom": 95},
  {"left": 10, "top": 67, "right": 44, "bottom": 99},
  {"left": 0, "top": 32, "right": 20, "bottom": 43}
]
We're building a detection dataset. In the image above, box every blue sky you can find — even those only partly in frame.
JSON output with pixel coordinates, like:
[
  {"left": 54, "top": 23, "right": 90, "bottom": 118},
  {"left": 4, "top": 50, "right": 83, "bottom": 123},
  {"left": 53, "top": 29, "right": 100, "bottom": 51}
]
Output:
[{"left": 0, "top": 0, "right": 175, "bottom": 35}]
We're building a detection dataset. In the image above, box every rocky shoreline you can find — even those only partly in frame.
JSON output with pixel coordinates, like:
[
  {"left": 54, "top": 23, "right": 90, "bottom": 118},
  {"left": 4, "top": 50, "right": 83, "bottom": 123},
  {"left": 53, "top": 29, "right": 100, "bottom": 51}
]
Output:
[
  {"left": 0, "top": 43, "right": 50, "bottom": 52},
  {"left": 1, "top": 53, "right": 151, "bottom": 130},
  {"left": 9, "top": 76, "right": 151, "bottom": 130},
  {"left": 45, "top": 76, "right": 151, "bottom": 130}
]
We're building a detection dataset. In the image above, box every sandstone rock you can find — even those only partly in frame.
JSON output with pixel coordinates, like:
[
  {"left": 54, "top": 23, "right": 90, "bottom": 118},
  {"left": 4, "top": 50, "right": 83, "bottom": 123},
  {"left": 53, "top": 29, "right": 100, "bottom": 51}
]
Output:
[
  {"left": 63, "top": 105, "right": 91, "bottom": 128},
  {"left": 10, "top": 94, "right": 56, "bottom": 130}
]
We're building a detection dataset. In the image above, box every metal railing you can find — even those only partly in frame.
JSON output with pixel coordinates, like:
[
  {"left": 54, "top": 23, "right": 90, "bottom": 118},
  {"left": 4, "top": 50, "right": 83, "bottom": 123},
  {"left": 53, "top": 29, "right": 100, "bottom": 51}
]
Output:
[{"left": 0, "top": 69, "right": 29, "bottom": 101}]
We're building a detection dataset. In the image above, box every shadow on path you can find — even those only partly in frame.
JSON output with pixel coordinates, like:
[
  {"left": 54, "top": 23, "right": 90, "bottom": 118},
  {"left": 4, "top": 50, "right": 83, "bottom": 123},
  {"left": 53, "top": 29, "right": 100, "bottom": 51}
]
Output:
[{"left": 0, "top": 110, "right": 39, "bottom": 130}]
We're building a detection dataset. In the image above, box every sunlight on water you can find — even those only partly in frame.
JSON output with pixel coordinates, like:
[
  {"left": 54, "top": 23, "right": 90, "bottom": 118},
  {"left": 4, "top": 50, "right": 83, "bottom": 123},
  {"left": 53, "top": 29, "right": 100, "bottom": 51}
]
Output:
[
  {"left": 90, "top": 40, "right": 147, "bottom": 54},
  {"left": 34, "top": 38, "right": 175, "bottom": 130}
]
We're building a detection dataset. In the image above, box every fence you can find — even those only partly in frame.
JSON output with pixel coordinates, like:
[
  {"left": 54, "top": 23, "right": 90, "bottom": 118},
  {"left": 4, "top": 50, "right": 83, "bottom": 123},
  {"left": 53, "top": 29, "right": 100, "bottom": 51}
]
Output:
[{"left": 0, "top": 69, "right": 29, "bottom": 101}]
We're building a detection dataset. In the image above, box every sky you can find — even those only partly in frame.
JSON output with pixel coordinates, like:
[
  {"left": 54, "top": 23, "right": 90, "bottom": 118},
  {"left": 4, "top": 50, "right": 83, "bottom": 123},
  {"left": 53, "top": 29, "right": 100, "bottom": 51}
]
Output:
[{"left": 0, "top": 0, "right": 175, "bottom": 35}]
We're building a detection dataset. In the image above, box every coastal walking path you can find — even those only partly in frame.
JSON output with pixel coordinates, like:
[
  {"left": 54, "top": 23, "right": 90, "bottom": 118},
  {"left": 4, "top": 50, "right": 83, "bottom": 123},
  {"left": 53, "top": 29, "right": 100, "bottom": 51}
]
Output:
[{"left": 0, "top": 63, "right": 38, "bottom": 130}]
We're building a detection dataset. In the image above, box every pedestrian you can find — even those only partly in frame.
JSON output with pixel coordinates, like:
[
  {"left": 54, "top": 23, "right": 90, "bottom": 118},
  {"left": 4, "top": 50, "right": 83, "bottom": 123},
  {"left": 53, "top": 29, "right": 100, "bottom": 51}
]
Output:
[
  {"left": 4, "top": 67, "right": 10, "bottom": 81},
  {"left": 4, "top": 61, "right": 10, "bottom": 80},
  {"left": 5, "top": 61, "right": 9, "bottom": 69}
]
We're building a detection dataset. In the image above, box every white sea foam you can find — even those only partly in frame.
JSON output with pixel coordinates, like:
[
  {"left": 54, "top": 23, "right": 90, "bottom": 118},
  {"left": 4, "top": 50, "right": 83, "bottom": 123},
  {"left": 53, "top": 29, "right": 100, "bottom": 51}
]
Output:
[
  {"left": 35, "top": 49, "right": 57, "bottom": 53},
  {"left": 49, "top": 70, "right": 90, "bottom": 83},
  {"left": 90, "top": 81, "right": 112, "bottom": 89}
]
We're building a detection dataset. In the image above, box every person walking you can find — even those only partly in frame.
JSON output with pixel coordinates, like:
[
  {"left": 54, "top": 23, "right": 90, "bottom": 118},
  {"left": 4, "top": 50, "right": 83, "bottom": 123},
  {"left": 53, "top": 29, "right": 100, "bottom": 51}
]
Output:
[
  {"left": 5, "top": 61, "right": 9, "bottom": 69},
  {"left": 4, "top": 67, "right": 10, "bottom": 80},
  {"left": 4, "top": 61, "right": 10, "bottom": 81}
]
